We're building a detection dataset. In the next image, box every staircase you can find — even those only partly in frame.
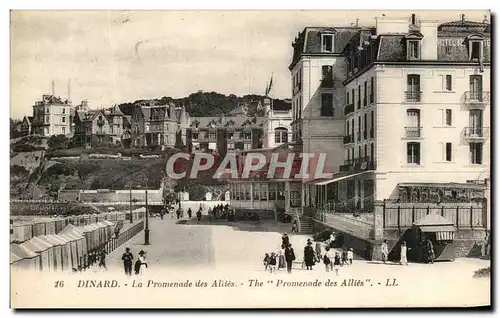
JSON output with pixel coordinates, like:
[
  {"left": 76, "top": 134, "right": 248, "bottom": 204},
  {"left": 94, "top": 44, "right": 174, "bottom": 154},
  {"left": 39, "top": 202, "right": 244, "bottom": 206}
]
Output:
[{"left": 299, "top": 216, "right": 314, "bottom": 234}]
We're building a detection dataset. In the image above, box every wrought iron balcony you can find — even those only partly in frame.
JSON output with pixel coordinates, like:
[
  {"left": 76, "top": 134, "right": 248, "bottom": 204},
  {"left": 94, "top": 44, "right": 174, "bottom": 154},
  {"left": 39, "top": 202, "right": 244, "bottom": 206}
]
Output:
[
  {"left": 464, "top": 91, "right": 490, "bottom": 105},
  {"left": 344, "top": 104, "right": 354, "bottom": 116},
  {"left": 404, "top": 126, "right": 422, "bottom": 138},
  {"left": 405, "top": 91, "right": 422, "bottom": 103},
  {"left": 463, "top": 127, "right": 489, "bottom": 140},
  {"left": 339, "top": 157, "right": 376, "bottom": 172},
  {"left": 343, "top": 135, "right": 353, "bottom": 144}
]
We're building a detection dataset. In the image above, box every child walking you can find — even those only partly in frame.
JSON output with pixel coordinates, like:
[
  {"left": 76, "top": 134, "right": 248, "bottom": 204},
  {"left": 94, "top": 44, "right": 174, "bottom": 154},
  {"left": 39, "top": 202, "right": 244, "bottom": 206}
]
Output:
[
  {"left": 333, "top": 252, "right": 341, "bottom": 276},
  {"left": 347, "top": 248, "right": 354, "bottom": 265}
]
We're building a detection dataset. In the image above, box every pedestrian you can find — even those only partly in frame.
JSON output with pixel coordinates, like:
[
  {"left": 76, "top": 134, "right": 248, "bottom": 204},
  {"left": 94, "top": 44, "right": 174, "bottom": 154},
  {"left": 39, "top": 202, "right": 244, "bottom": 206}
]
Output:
[
  {"left": 315, "top": 240, "right": 322, "bottom": 262},
  {"left": 121, "top": 247, "right": 133, "bottom": 276},
  {"left": 323, "top": 246, "right": 334, "bottom": 272},
  {"left": 281, "top": 233, "right": 290, "bottom": 249},
  {"left": 400, "top": 241, "right": 408, "bottom": 266},
  {"left": 329, "top": 232, "right": 337, "bottom": 248},
  {"left": 291, "top": 222, "right": 298, "bottom": 234},
  {"left": 176, "top": 208, "right": 181, "bottom": 219},
  {"left": 341, "top": 248, "right": 349, "bottom": 266},
  {"left": 135, "top": 250, "right": 148, "bottom": 275},
  {"left": 304, "top": 240, "right": 315, "bottom": 270},
  {"left": 98, "top": 249, "right": 107, "bottom": 270},
  {"left": 333, "top": 252, "right": 341, "bottom": 276},
  {"left": 187, "top": 208, "right": 192, "bottom": 219},
  {"left": 278, "top": 249, "right": 286, "bottom": 271},
  {"left": 426, "top": 238, "right": 435, "bottom": 264},
  {"left": 114, "top": 226, "right": 120, "bottom": 239},
  {"left": 263, "top": 253, "right": 270, "bottom": 272},
  {"left": 381, "top": 239, "right": 389, "bottom": 264},
  {"left": 347, "top": 248, "right": 354, "bottom": 265},
  {"left": 268, "top": 252, "right": 277, "bottom": 273},
  {"left": 196, "top": 209, "right": 202, "bottom": 222},
  {"left": 284, "top": 244, "right": 295, "bottom": 274}
]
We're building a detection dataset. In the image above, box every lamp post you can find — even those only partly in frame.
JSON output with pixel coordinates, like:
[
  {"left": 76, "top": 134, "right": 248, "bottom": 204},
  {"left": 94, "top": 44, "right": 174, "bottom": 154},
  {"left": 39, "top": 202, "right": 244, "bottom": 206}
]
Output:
[
  {"left": 135, "top": 172, "right": 150, "bottom": 245},
  {"left": 126, "top": 182, "right": 133, "bottom": 224}
]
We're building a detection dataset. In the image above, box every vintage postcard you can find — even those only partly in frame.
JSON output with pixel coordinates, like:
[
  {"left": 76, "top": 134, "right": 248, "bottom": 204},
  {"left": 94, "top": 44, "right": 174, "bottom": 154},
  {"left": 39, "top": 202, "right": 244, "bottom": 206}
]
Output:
[{"left": 10, "top": 10, "right": 491, "bottom": 308}]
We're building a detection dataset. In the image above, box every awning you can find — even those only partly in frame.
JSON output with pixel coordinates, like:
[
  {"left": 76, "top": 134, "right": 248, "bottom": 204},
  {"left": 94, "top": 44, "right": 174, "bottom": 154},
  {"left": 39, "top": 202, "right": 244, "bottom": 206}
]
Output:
[
  {"left": 313, "top": 171, "right": 372, "bottom": 186},
  {"left": 418, "top": 225, "right": 456, "bottom": 233},
  {"left": 398, "top": 182, "right": 486, "bottom": 190}
]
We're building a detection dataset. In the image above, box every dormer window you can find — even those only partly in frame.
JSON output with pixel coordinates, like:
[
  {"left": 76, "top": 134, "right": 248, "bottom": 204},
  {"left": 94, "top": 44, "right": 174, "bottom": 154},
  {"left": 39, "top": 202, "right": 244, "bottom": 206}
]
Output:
[
  {"left": 320, "top": 29, "right": 336, "bottom": 53},
  {"left": 465, "top": 34, "right": 485, "bottom": 61},
  {"left": 405, "top": 33, "right": 423, "bottom": 60},
  {"left": 407, "top": 41, "right": 420, "bottom": 59},
  {"left": 470, "top": 41, "right": 482, "bottom": 60},
  {"left": 322, "top": 34, "right": 334, "bottom": 52}
]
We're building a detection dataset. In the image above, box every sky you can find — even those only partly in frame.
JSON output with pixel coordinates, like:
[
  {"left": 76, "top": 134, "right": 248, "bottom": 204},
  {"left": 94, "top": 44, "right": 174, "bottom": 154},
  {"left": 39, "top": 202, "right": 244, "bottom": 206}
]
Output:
[{"left": 10, "top": 10, "right": 489, "bottom": 119}]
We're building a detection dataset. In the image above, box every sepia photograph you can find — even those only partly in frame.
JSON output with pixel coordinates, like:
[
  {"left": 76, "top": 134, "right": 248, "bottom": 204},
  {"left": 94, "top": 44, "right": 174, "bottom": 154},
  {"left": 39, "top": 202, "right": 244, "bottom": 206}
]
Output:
[{"left": 9, "top": 9, "right": 491, "bottom": 308}]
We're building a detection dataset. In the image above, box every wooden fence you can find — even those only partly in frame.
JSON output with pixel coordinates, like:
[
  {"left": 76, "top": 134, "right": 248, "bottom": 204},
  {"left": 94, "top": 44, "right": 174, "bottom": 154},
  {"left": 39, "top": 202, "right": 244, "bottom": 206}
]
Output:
[{"left": 383, "top": 202, "right": 486, "bottom": 229}]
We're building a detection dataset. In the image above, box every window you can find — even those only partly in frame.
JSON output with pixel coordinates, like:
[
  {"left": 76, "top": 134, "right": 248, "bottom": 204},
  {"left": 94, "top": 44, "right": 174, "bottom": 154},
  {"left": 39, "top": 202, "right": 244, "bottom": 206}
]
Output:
[
  {"left": 363, "top": 81, "right": 367, "bottom": 106},
  {"left": 407, "top": 142, "right": 421, "bottom": 164},
  {"left": 244, "top": 143, "right": 252, "bottom": 150},
  {"left": 45, "top": 115, "right": 50, "bottom": 122},
  {"left": 445, "top": 109, "right": 452, "bottom": 126},
  {"left": 322, "top": 65, "right": 333, "bottom": 80},
  {"left": 364, "top": 144, "right": 368, "bottom": 160},
  {"left": 445, "top": 75, "right": 452, "bottom": 91},
  {"left": 321, "top": 93, "right": 334, "bottom": 116},
  {"left": 470, "top": 142, "right": 483, "bottom": 164},
  {"left": 370, "top": 77, "right": 375, "bottom": 103},
  {"left": 62, "top": 127, "right": 66, "bottom": 134},
  {"left": 406, "top": 74, "right": 421, "bottom": 102},
  {"left": 470, "top": 41, "right": 482, "bottom": 60},
  {"left": 321, "top": 34, "right": 334, "bottom": 52},
  {"left": 269, "top": 183, "right": 276, "bottom": 201},
  {"left": 358, "top": 146, "right": 363, "bottom": 158},
  {"left": 298, "top": 95, "right": 302, "bottom": 118},
  {"left": 363, "top": 113, "right": 368, "bottom": 139},
  {"left": 407, "top": 40, "right": 420, "bottom": 59},
  {"left": 227, "top": 143, "right": 235, "bottom": 150},
  {"left": 62, "top": 116, "right": 66, "bottom": 123},
  {"left": 346, "top": 91, "right": 350, "bottom": 105},
  {"left": 357, "top": 85, "right": 361, "bottom": 109},
  {"left": 192, "top": 132, "right": 199, "bottom": 140},
  {"left": 260, "top": 183, "right": 268, "bottom": 201},
  {"left": 370, "top": 111, "right": 374, "bottom": 138},
  {"left": 370, "top": 143, "right": 374, "bottom": 162},
  {"left": 445, "top": 142, "right": 452, "bottom": 162},
  {"left": 46, "top": 108, "right": 50, "bottom": 114},
  {"left": 346, "top": 121, "right": 350, "bottom": 136},
  {"left": 351, "top": 88, "right": 355, "bottom": 106},
  {"left": 62, "top": 108, "right": 66, "bottom": 114},
  {"left": 209, "top": 132, "right": 216, "bottom": 139},
  {"left": 274, "top": 128, "right": 288, "bottom": 144}
]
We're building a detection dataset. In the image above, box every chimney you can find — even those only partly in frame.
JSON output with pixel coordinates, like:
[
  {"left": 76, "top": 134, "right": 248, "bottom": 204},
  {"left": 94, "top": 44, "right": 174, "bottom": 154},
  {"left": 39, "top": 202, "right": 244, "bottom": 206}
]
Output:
[
  {"left": 411, "top": 14, "right": 416, "bottom": 25},
  {"left": 375, "top": 16, "right": 409, "bottom": 35},
  {"left": 419, "top": 20, "right": 439, "bottom": 60}
]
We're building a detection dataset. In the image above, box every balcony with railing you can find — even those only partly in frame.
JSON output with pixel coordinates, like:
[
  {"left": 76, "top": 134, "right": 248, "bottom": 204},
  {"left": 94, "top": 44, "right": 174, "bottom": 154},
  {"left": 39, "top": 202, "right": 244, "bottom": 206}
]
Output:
[
  {"left": 463, "top": 127, "right": 489, "bottom": 140},
  {"left": 320, "top": 77, "right": 334, "bottom": 88},
  {"left": 344, "top": 104, "right": 354, "bottom": 116},
  {"left": 405, "top": 91, "right": 422, "bottom": 103},
  {"left": 464, "top": 91, "right": 490, "bottom": 106},
  {"left": 343, "top": 135, "right": 354, "bottom": 144},
  {"left": 404, "top": 126, "right": 422, "bottom": 138},
  {"left": 339, "top": 156, "right": 376, "bottom": 172}
]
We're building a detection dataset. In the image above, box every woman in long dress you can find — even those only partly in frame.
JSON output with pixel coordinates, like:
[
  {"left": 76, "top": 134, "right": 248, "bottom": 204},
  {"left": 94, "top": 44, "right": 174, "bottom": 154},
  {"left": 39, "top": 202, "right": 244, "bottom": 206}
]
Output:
[
  {"left": 399, "top": 241, "right": 408, "bottom": 265},
  {"left": 304, "top": 241, "right": 315, "bottom": 270},
  {"left": 135, "top": 250, "right": 148, "bottom": 276}
]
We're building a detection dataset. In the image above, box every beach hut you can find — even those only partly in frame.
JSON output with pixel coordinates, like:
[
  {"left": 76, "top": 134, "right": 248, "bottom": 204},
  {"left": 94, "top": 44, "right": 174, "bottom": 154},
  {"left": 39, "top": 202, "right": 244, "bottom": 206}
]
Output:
[
  {"left": 32, "top": 221, "right": 47, "bottom": 237},
  {"left": 54, "top": 217, "right": 66, "bottom": 234},
  {"left": 90, "top": 213, "right": 98, "bottom": 224},
  {"left": 34, "top": 236, "right": 63, "bottom": 271},
  {"left": 44, "top": 235, "right": 72, "bottom": 271},
  {"left": 97, "top": 214, "right": 105, "bottom": 223},
  {"left": 59, "top": 224, "right": 87, "bottom": 268},
  {"left": 83, "top": 214, "right": 91, "bottom": 226},
  {"left": 77, "top": 215, "right": 86, "bottom": 226},
  {"left": 44, "top": 219, "right": 56, "bottom": 235},
  {"left": 102, "top": 220, "right": 115, "bottom": 239},
  {"left": 10, "top": 221, "right": 33, "bottom": 243},
  {"left": 20, "top": 238, "right": 52, "bottom": 271},
  {"left": 10, "top": 243, "right": 41, "bottom": 271},
  {"left": 116, "top": 212, "right": 126, "bottom": 222}
]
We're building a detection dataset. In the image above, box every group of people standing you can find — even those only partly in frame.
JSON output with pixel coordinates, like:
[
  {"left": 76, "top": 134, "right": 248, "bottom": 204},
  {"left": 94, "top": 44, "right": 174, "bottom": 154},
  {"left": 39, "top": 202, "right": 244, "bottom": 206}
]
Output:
[
  {"left": 121, "top": 247, "right": 148, "bottom": 276},
  {"left": 208, "top": 204, "right": 235, "bottom": 221},
  {"left": 380, "top": 237, "right": 435, "bottom": 265}
]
